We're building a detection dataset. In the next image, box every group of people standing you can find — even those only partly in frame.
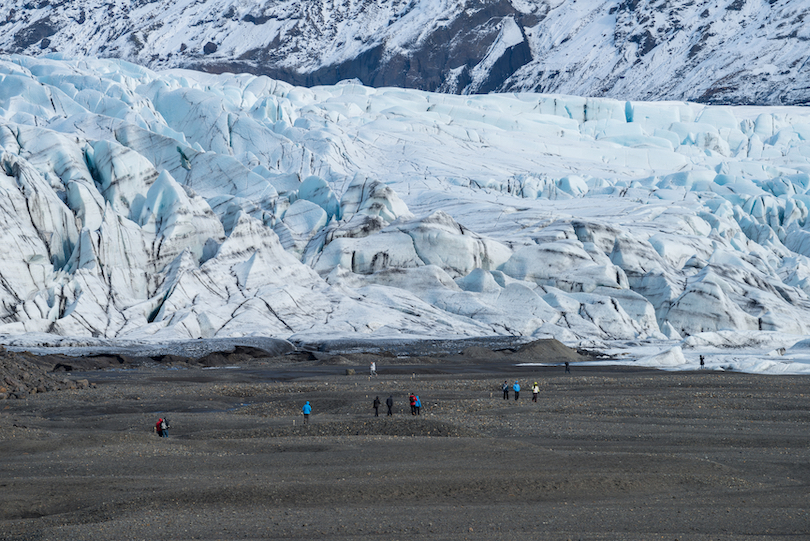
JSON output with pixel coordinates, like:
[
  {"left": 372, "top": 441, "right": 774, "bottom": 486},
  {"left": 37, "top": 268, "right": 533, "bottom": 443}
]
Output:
[
  {"left": 408, "top": 393, "right": 422, "bottom": 415},
  {"left": 294, "top": 362, "right": 561, "bottom": 425},
  {"left": 372, "top": 395, "right": 395, "bottom": 416},
  {"left": 154, "top": 417, "right": 169, "bottom": 437},
  {"left": 304, "top": 392, "right": 421, "bottom": 420},
  {"left": 154, "top": 354, "right": 583, "bottom": 433},
  {"left": 370, "top": 394, "right": 418, "bottom": 416},
  {"left": 502, "top": 380, "right": 542, "bottom": 402}
]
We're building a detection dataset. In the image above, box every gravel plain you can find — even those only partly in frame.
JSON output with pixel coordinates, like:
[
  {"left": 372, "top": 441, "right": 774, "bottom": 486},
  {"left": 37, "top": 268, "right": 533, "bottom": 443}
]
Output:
[{"left": 1, "top": 343, "right": 809, "bottom": 540}]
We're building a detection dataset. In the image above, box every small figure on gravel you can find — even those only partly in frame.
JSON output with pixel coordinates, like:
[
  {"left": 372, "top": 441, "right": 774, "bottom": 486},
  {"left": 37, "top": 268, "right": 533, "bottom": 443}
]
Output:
[
  {"left": 409, "top": 393, "right": 417, "bottom": 415},
  {"left": 370, "top": 361, "right": 377, "bottom": 376},
  {"left": 700, "top": 355, "right": 705, "bottom": 369},
  {"left": 155, "top": 417, "right": 169, "bottom": 437},
  {"left": 532, "top": 382, "right": 539, "bottom": 402},
  {"left": 302, "top": 401, "right": 311, "bottom": 424},
  {"left": 565, "top": 361, "right": 570, "bottom": 374},
  {"left": 415, "top": 395, "right": 421, "bottom": 415},
  {"left": 386, "top": 395, "right": 394, "bottom": 416},
  {"left": 502, "top": 380, "right": 509, "bottom": 400},
  {"left": 373, "top": 396, "right": 381, "bottom": 417},
  {"left": 513, "top": 380, "right": 520, "bottom": 401}
]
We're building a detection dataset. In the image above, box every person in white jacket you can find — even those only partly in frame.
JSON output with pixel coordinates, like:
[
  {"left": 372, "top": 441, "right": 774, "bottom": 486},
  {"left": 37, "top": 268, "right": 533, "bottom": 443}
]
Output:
[{"left": 532, "top": 382, "right": 540, "bottom": 402}]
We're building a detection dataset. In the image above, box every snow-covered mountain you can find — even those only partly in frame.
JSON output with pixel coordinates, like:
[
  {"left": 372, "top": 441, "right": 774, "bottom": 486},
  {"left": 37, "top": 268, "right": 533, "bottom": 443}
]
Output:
[
  {"left": 0, "top": 0, "right": 808, "bottom": 105},
  {"left": 1, "top": 55, "right": 810, "bottom": 353}
]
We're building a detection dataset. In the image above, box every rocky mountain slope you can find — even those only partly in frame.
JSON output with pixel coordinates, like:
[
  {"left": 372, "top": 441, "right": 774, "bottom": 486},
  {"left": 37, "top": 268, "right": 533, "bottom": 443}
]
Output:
[{"left": 0, "top": 0, "right": 808, "bottom": 105}]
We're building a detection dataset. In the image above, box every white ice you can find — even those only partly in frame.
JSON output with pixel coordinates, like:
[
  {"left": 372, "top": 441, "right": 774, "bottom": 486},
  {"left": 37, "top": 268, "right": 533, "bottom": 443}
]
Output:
[{"left": 1, "top": 55, "right": 810, "bottom": 374}]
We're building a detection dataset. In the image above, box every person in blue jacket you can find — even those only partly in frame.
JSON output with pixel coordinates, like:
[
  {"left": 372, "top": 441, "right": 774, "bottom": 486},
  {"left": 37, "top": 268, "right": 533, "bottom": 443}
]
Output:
[
  {"left": 302, "top": 401, "right": 311, "bottom": 424},
  {"left": 513, "top": 380, "right": 520, "bottom": 400},
  {"left": 415, "top": 395, "right": 421, "bottom": 415}
]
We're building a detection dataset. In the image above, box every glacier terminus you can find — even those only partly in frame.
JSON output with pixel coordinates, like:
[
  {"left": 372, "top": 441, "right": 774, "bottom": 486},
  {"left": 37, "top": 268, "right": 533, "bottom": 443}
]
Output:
[{"left": 1, "top": 55, "right": 810, "bottom": 373}]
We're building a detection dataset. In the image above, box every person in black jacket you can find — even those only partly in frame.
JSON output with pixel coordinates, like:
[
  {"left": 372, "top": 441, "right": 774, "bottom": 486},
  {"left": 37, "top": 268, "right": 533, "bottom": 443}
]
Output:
[
  {"left": 373, "top": 396, "right": 381, "bottom": 417},
  {"left": 386, "top": 395, "right": 394, "bottom": 416}
]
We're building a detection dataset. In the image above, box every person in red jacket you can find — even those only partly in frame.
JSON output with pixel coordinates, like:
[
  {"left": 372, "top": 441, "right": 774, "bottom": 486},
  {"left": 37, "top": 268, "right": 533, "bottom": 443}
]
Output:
[{"left": 155, "top": 418, "right": 169, "bottom": 437}]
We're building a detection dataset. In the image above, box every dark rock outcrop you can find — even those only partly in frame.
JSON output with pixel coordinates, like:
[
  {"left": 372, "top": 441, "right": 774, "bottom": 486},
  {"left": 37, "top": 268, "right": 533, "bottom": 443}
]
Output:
[{"left": 0, "top": 347, "right": 89, "bottom": 399}]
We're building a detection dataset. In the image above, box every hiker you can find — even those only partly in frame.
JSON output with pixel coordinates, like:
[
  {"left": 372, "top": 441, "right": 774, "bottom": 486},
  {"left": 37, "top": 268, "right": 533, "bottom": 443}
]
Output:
[
  {"left": 565, "top": 361, "right": 570, "bottom": 374},
  {"left": 302, "top": 401, "right": 311, "bottom": 424},
  {"left": 415, "top": 395, "right": 421, "bottom": 415},
  {"left": 502, "top": 380, "right": 509, "bottom": 400},
  {"left": 155, "top": 417, "right": 169, "bottom": 437},
  {"left": 370, "top": 361, "right": 377, "bottom": 376},
  {"left": 386, "top": 395, "right": 394, "bottom": 416},
  {"left": 700, "top": 355, "right": 705, "bottom": 369},
  {"left": 513, "top": 380, "right": 520, "bottom": 401},
  {"left": 409, "top": 393, "right": 416, "bottom": 415},
  {"left": 532, "top": 382, "right": 539, "bottom": 402},
  {"left": 373, "top": 396, "right": 381, "bottom": 417}
]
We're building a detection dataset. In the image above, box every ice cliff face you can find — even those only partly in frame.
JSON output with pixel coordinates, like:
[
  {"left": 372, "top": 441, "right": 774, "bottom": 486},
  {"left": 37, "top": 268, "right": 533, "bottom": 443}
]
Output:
[
  {"left": 1, "top": 55, "right": 810, "bottom": 343},
  {"left": 0, "top": 0, "right": 808, "bottom": 105}
]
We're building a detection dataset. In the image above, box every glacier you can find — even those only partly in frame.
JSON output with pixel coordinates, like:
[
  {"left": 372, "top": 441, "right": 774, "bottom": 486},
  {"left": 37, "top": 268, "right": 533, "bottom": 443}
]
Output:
[{"left": 1, "top": 55, "right": 810, "bottom": 373}]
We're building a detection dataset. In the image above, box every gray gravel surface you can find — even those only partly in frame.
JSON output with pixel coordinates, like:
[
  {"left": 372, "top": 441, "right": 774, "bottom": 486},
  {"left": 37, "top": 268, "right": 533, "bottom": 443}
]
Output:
[{"left": 1, "top": 355, "right": 808, "bottom": 540}]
